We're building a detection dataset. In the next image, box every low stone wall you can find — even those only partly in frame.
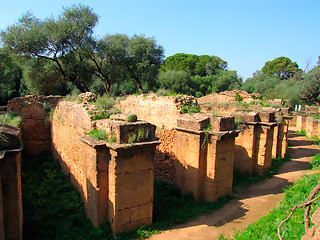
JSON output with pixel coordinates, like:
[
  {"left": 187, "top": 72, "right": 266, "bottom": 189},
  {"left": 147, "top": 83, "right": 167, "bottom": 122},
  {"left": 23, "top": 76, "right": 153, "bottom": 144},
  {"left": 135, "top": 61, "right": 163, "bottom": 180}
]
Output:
[
  {"left": 51, "top": 100, "right": 159, "bottom": 234},
  {"left": 0, "top": 125, "right": 23, "bottom": 240}
]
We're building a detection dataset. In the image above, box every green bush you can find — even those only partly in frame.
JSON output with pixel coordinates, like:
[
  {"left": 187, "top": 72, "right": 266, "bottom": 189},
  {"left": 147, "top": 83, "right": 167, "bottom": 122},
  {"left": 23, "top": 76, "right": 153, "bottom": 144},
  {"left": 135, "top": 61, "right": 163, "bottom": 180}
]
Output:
[
  {"left": 85, "top": 129, "right": 108, "bottom": 141},
  {"left": 181, "top": 105, "right": 200, "bottom": 114},
  {"left": 0, "top": 112, "right": 22, "bottom": 127},
  {"left": 95, "top": 94, "right": 115, "bottom": 111}
]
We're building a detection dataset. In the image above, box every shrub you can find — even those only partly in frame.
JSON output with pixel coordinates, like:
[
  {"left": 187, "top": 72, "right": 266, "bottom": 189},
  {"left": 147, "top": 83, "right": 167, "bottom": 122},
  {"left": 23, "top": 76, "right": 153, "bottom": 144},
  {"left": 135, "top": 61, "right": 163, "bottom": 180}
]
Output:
[
  {"left": 181, "top": 105, "right": 200, "bottom": 114},
  {"left": 86, "top": 129, "right": 108, "bottom": 141},
  {"left": 95, "top": 94, "right": 115, "bottom": 111}
]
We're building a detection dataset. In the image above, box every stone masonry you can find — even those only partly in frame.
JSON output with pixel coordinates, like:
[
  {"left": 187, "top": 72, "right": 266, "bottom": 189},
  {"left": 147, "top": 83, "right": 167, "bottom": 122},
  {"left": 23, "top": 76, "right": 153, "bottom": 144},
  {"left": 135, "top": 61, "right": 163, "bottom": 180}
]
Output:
[
  {"left": 0, "top": 125, "right": 23, "bottom": 240},
  {"left": 175, "top": 113, "right": 239, "bottom": 202},
  {"left": 51, "top": 100, "right": 159, "bottom": 234}
]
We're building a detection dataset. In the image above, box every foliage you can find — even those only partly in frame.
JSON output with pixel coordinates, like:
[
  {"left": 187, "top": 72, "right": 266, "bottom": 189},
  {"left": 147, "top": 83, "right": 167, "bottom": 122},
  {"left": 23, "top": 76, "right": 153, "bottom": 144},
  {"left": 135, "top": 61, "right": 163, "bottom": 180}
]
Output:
[
  {"left": 157, "top": 70, "right": 195, "bottom": 95},
  {"left": 311, "top": 153, "right": 320, "bottom": 170},
  {"left": 160, "top": 53, "right": 227, "bottom": 76},
  {"left": 0, "top": 112, "right": 22, "bottom": 127},
  {"left": 223, "top": 173, "right": 320, "bottom": 240},
  {"left": 1, "top": 5, "right": 98, "bottom": 93},
  {"left": 128, "top": 129, "right": 151, "bottom": 144},
  {"left": 261, "top": 56, "right": 302, "bottom": 80},
  {"left": 300, "top": 67, "right": 320, "bottom": 105},
  {"left": 22, "top": 153, "right": 114, "bottom": 240},
  {"left": 127, "top": 114, "right": 137, "bottom": 122},
  {"left": 180, "top": 105, "right": 200, "bottom": 114},
  {"left": 0, "top": 48, "right": 23, "bottom": 105},
  {"left": 95, "top": 94, "right": 115, "bottom": 111},
  {"left": 85, "top": 129, "right": 108, "bottom": 141},
  {"left": 234, "top": 92, "right": 243, "bottom": 102}
]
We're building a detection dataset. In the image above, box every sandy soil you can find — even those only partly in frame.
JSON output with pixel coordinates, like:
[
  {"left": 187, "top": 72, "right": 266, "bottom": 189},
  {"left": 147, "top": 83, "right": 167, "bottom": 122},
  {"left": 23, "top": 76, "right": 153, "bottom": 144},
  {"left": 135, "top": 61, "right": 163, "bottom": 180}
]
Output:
[{"left": 149, "top": 128, "right": 320, "bottom": 240}]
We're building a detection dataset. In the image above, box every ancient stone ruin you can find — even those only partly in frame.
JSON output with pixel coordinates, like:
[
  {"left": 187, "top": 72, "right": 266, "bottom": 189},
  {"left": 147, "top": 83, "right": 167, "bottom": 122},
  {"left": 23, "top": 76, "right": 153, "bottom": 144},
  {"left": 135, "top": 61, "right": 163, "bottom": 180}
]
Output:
[
  {"left": 0, "top": 91, "right": 294, "bottom": 238},
  {"left": 0, "top": 125, "right": 23, "bottom": 240}
]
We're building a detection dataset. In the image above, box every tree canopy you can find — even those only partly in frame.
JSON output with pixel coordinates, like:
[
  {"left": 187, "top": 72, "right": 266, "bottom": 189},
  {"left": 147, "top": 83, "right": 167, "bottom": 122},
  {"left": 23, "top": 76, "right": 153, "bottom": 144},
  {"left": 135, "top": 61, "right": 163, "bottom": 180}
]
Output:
[
  {"left": 160, "top": 53, "right": 227, "bottom": 77},
  {"left": 261, "top": 56, "right": 302, "bottom": 80},
  {"left": 1, "top": 5, "right": 164, "bottom": 96}
]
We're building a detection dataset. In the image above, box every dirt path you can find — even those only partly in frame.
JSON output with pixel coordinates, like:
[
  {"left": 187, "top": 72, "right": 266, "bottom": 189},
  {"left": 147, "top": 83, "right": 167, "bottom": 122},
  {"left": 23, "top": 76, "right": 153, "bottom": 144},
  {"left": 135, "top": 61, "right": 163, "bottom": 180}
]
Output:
[{"left": 150, "top": 129, "right": 320, "bottom": 240}]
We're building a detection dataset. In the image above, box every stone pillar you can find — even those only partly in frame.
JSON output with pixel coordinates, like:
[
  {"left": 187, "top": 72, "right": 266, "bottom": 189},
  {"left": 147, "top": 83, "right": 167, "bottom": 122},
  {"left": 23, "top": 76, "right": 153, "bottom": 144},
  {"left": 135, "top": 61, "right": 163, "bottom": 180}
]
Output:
[
  {"left": 279, "top": 116, "right": 292, "bottom": 158},
  {"left": 175, "top": 113, "right": 239, "bottom": 202},
  {"left": 306, "top": 117, "right": 319, "bottom": 139},
  {"left": 203, "top": 132, "right": 237, "bottom": 202},
  {"left": 296, "top": 114, "right": 307, "bottom": 132},
  {"left": 175, "top": 128, "right": 206, "bottom": 201},
  {"left": 232, "top": 112, "right": 260, "bottom": 175},
  {"left": 107, "top": 142, "right": 158, "bottom": 234},
  {"left": 0, "top": 125, "right": 23, "bottom": 240}
]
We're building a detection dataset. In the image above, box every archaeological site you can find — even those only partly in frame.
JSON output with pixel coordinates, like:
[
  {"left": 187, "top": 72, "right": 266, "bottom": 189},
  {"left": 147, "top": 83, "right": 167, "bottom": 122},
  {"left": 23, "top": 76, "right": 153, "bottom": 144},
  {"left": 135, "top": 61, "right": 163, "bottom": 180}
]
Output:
[{"left": 1, "top": 90, "right": 320, "bottom": 239}]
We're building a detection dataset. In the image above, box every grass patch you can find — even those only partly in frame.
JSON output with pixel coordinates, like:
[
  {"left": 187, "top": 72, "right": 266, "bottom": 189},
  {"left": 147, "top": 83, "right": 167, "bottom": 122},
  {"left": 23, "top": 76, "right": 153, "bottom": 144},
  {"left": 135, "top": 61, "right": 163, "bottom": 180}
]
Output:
[
  {"left": 22, "top": 152, "right": 114, "bottom": 240},
  {"left": 22, "top": 153, "right": 232, "bottom": 239},
  {"left": 86, "top": 129, "right": 108, "bottom": 141},
  {"left": 295, "top": 130, "right": 307, "bottom": 136},
  {"left": 181, "top": 105, "right": 200, "bottom": 114},
  {"left": 233, "top": 155, "right": 291, "bottom": 187},
  {"left": 221, "top": 173, "right": 320, "bottom": 240},
  {"left": 311, "top": 153, "right": 320, "bottom": 170},
  {"left": 0, "top": 112, "right": 22, "bottom": 127}
]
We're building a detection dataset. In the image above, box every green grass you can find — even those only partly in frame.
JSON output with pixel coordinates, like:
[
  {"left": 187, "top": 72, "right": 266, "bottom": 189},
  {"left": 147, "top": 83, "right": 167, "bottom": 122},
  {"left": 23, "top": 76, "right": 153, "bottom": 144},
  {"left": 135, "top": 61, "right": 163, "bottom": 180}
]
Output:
[
  {"left": 220, "top": 173, "right": 320, "bottom": 240},
  {"left": 311, "top": 153, "right": 320, "bottom": 170},
  {"left": 233, "top": 156, "right": 292, "bottom": 187},
  {"left": 180, "top": 105, "right": 200, "bottom": 114},
  {"left": 22, "top": 153, "right": 232, "bottom": 240},
  {"left": 0, "top": 112, "right": 22, "bottom": 127},
  {"left": 22, "top": 153, "right": 114, "bottom": 240},
  {"left": 86, "top": 129, "right": 108, "bottom": 141}
]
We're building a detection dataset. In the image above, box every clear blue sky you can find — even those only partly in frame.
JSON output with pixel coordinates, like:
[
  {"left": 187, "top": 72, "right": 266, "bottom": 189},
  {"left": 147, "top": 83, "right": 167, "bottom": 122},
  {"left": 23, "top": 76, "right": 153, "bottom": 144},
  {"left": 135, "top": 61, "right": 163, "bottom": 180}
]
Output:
[{"left": 1, "top": 0, "right": 319, "bottom": 80}]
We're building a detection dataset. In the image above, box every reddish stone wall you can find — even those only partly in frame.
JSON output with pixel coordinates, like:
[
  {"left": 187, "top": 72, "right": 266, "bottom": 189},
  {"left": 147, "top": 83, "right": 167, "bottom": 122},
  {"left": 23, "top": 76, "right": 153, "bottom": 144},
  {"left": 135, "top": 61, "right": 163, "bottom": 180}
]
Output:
[
  {"left": 7, "top": 95, "right": 63, "bottom": 155},
  {"left": 154, "top": 129, "right": 176, "bottom": 184}
]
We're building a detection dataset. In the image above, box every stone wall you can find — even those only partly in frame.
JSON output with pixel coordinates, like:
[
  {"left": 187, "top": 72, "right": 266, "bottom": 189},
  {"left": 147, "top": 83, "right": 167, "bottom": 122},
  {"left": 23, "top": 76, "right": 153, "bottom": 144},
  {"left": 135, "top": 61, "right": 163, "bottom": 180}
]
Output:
[
  {"left": 0, "top": 125, "right": 23, "bottom": 240},
  {"left": 116, "top": 94, "right": 197, "bottom": 130},
  {"left": 154, "top": 129, "right": 176, "bottom": 184},
  {"left": 7, "top": 95, "right": 63, "bottom": 155},
  {"left": 51, "top": 100, "right": 159, "bottom": 234}
]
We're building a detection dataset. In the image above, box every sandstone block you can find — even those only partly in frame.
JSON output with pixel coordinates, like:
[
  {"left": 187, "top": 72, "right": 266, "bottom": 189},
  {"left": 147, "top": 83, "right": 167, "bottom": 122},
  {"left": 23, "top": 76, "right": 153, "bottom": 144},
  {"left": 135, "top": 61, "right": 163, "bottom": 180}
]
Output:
[
  {"left": 177, "top": 113, "right": 210, "bottom": 131},
  {"left": 258, "top": 111, "right": 276, "bottom": 122},
  {"left": 210, "top": 116, "right": 235, "bottom": 131}
]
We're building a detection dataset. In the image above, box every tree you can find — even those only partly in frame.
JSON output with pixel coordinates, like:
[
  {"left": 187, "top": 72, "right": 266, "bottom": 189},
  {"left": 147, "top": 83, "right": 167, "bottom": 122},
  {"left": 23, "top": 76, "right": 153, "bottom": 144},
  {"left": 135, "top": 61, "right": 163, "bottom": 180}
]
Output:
[
  {"left": 0, "top": 48, "right": 22, "bottom": 105},
  {"left": 1, "top": 5, "right": 98, "bottom": 93},
  {"left": 300, "top": 67, "right": 320, "bottom": 104},
  {"left": 125, "top": 35, "right": 164, "bottom": 93},
  {"left": 261, "top": 56, "right": 302, "bottom": 80},
  {"left": 160, "top": 53, "right": 227, "bottom": 77}
]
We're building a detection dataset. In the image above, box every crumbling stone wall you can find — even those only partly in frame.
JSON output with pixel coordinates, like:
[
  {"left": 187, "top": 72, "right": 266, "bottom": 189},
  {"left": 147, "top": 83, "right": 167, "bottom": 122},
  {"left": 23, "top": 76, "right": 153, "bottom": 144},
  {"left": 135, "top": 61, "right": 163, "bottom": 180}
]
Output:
[
  {"left": 116, "top": 94, "right": 197, "bottom": 130},
  {"left": 0, "top": 125, "right": 23, "bottom": 240},
  {"left": 154, "top": 129, "right": 176, "bottom": 183},
  {"left": 7, "top": 95, "right": 63, "bottom": 155},
  {"left": 51, "top": 100, "right": 159, "bottom": 234}
]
